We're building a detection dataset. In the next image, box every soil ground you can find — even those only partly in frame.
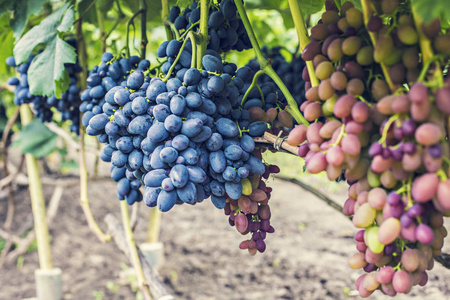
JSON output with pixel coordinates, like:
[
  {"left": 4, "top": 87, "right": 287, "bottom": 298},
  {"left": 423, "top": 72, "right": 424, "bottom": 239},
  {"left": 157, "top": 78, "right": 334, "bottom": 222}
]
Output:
[{"left": 1, "top": 155, "right": 450, "bottom": 300}]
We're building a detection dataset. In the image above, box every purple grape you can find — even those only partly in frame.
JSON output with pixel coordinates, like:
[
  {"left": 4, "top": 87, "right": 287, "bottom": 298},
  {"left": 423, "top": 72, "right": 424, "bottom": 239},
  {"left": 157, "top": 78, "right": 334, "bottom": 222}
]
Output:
[
  {"left": 402, "top": 142, "right": 416, "bottom": 155},
  {"left": 369, "top": 142, "right": 383, "bottom": 157},
  {"left": 256, "top": 239, "right": 266, "bottom": 253},
  {"left": 394, "top": 127, "right": 404, "bottom": 140},
  {"left": 407, "top": 204, "right": 423, "bottom": 218},
  {"left": 364, "top": 263, "right": 377, "bottom": 272},
  {"left": 400, "top": 214, "right": 413, "bottom": 227},
  {"left": 387, "top": 192, "right": 401, "bottom": 206},
  {"left": 427, "top": 144, "right": 442, "bottom": 158},
  {"left": 384, "top": 243, "right": 397, "bottom": 255},
  {"left": 402, "top": 119, "right": 416, "bottom": 136},
  {"left": 390, "top": 147, "right": 403, "bottom": 161},
  {"left": 390, "top": 203, "right": 405, "bottom": 218},
  {"left": 381, "top": 147, "right": 391, "bottom": 159}
]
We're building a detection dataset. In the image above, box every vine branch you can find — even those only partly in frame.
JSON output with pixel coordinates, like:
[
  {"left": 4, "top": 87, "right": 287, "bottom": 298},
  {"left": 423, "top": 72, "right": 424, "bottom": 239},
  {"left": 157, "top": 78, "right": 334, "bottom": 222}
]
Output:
[
  {"left": 234, "top": 0, "right": 309, "bottom": 127},
  {"left": 287, "top": 0, "right": 319, "bottom": 87}
]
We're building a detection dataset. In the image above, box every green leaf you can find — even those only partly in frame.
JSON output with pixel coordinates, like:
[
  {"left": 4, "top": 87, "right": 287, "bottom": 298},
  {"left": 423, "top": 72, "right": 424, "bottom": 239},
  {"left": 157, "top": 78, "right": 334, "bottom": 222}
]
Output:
[
  {"left": 78, "top": 0, "right": 98, "bottom": 24},
  {"left": 0, "top": 14, "right": 14, "bottom": 74},
  {"left": 12, "top": 120, "right": 57, "bottom": 157},
  {"left": 411, "top": 0, "right": 450, "bottom": 23},
  {"left": 10, "top": 0, "right": 48, "bottom": 40},
  {"left": 299, "top": 0, "right": 325, "bottom": 15},
  {"left": 14, "top": 4, "right": 76, "bottom": 97},
  {"left": 0, "top": 0, "right": 14, "bottom": 16}
]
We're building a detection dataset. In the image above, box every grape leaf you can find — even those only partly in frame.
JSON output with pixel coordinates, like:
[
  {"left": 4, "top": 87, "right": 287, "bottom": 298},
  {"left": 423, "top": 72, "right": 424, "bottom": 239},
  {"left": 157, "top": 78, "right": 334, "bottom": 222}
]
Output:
[
  {"left": 0, "top": 0, "right": 14, "bottom": 16},
  {"left": 0, "top": 13, "right": 14, "bottom": 74},
  {"left": 298, "top": 0, "right": 325, "bottom": 15},
  {"left": 12, "top": 120, "right": 57, "bottom": 158},
  {"left": 14, "top": 4, "right": 76, "bottom": 97},
  {"left": 10, "top": 0, "right": 49, "bottom": 39},
  {"left": 411, "top": 0, "right": 450, "bottom": 23}
]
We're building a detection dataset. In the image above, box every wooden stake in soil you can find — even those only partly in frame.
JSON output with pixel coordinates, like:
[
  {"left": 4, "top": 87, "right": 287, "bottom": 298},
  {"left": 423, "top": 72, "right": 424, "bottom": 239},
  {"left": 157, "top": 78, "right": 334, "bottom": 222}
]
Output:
[
  {"left": 20, "top": 105, "right": 53, "bottom": 270},
  {"left": 120, "top": 201, "right": 152, "bottom": 300}
]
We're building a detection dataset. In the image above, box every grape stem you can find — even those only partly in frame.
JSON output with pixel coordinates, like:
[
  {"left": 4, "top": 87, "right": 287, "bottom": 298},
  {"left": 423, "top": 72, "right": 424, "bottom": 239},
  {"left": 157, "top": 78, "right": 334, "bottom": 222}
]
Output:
[
  {"left": 139, "top": 0, "right": 148, "bottom": 59},
  {"left": 188, "top": 31, "right": 198, "bottom": 68},
  {"left": 360, "top": 0, "right": 396, "bottom": 93},
  {"left": 162, "top": 34, "right": 192, "bottom": 81},
  {"left": 20, "top": 105, "right": 54, "bottom": 270},
  {"left": 95, "top": 2, "right": 106, "bottom": 53},
  {"left": 412, "top": 8, "right": 444, "bottom": 87},
  {"left": 126, "top": 9, "right": 146, "bottom": 57},
  {"left": 161, "top": 0, "right": 172, "bottom": 40},
  {"left": 196, "top": 0, "right": 209, "bottom": 69},
  {"left": 330, "top": 124, "right": 346, "bottom": 146},
  {"left": 76, "top": 17, "right": 111, "bottom": 243},
  {"left": 287, "top": 0, "right": 319, "bottom": 87},
  {"left": 378, "top": 114, "right": 399, "bottom": 147},
  {"left": 234, "top": 0, "right": 309, "bottom": 127},
  {"left": 240, "top": 69, "right": 265, "bottom": 106},
  {"left": 436, "top": 169, "right": 448, "bottom": 181}
]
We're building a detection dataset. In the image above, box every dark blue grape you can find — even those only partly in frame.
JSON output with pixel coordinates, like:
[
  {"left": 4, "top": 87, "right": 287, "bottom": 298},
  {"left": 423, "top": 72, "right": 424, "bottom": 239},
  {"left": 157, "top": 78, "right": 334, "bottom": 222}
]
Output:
[
  {"left": 147, "top": 122, "right": 169, "bottom": 143},
  {"left": 172, "top": 134, "right": 190, "bottom": 151},
  {"left": 144, "top": 169, "right": 169, "bottom": 187},
  {"left": 164, "top": 114, "right": 183, "bottom": 132},
  {"left": 157, "top": 190, "right": 177, "bottom": 212},
  {"left": 225, "top": 181, "right": 242, "bottom": 200},
  {"left": 111, "top": 150, "right": 128, "bottom": 167},
  {"left": 144, "top": 187, "right": 160, "bottom": 207},
  {"left": 128, "top": 115, "right": 152, "bottom": 135},
  {"left": 181, "top": 118, "right": 203, "bottom": 137},
  {"left": 211, "top": 195, "right": 226, "bottom": 209},
  {"left": 127, "top": 70, "right": 145, "bottom": 90},
  {"left": 205, "top": 133, "right": 223, "bottom": 151},
  {"left": 170, "top": 94, "right": 186, "bottom": 115},
  {"left": 224, "top": 145, "right": 243, "bottom": 160},
  {"left": 248, "top": 121, "right": 268, "bottom": 137},
  {"left": 89, "top": 113, "right": 109, "bottom": 131},
  {"left": 128, "top": 149, "right": 143, "bottom": 170},
  {"left": 209, "top": 150, "right": 227, "bottom": 173},
  {"left": 153, "top": 104, "right": 171, "bottom": 122},
  {"left": 202, "top": 55, "right": 223, "bottom": 73},
  {"left": 177, "top": 182, "right": 197, "bottom": 203},
  {"left": 117, "top": 178, "right": 131, "bottom": 197},
  {"left": 170, "top": 164, "right": 189, "bottom": 188},
  {"left": 160, "top": 147, "right": 178, "bottom": 163},
  {"left": 216, "top": 118, "right": 239, "bottom": 138}
]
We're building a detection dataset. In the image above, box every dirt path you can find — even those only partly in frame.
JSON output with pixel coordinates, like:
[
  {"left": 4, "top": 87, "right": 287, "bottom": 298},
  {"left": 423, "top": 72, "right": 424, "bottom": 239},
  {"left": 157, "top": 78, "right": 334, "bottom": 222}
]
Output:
[{"left": 1, "top": 176, "right": 449, "bottom": 300}]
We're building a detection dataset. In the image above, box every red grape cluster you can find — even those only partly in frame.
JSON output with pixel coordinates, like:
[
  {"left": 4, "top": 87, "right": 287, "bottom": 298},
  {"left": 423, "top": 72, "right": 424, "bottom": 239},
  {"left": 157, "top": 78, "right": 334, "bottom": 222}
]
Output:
[
  {"left": 286, "top": 0, "right": 450, "bottom": 296},
  {"left": 225, "top": 154, "right": 279, "bottom": 255}
]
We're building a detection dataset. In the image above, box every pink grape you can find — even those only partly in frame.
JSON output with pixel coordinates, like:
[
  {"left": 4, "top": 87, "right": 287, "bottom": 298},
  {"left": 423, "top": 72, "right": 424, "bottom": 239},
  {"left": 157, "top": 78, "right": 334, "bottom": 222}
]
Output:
[
  {"left": 401, "top": 249, "right": 419, "bottom": 272},
  {"left": 319, "top": 120, "right": 342, "bottom": 139},
  {"left": 341, "top": 134, "right": 361, "bottom": 156},
  {"left": 392, "top": 270, "right": 412, "bottom": 293},
  {"left": 376, "top": 266, "right": 395, "bottom": 284},
  {"left": 367, "top": 187, "right": 387, "bottom": 209},
  {"left": 235, "top": 213, "right": 248, "bottom": 233},
  {"left": 378, "top": 217, "right": 401, "bottom": 245},
  {"left": 411, "top": 173, "right": 439, "bottom": 202},
  {"left": 415, "top": 123, "right": 442, "bottom": 146},
  {"left": 351, "top": 102, "right": 370, "bottom": 123},
  {"left": 349, "top": 252, "right": 368, "bottom": 269},
  {"left": 306, "top": 152, "right": 327, "bottom": 174},
  {"left": 326, "top": 146, "right": 345, "bottom": 166},
  {"left": 306, "top": 122, "right": 324, "bottom": 144},
  {"left": 415, "top": 224, "right": 434, "bottom": 245},
  {"left": 333, "top": 94, "right": 356, "bottom": 118},
  {"left": 436, "top": 179, "right": 450, "bottom": 211}
]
